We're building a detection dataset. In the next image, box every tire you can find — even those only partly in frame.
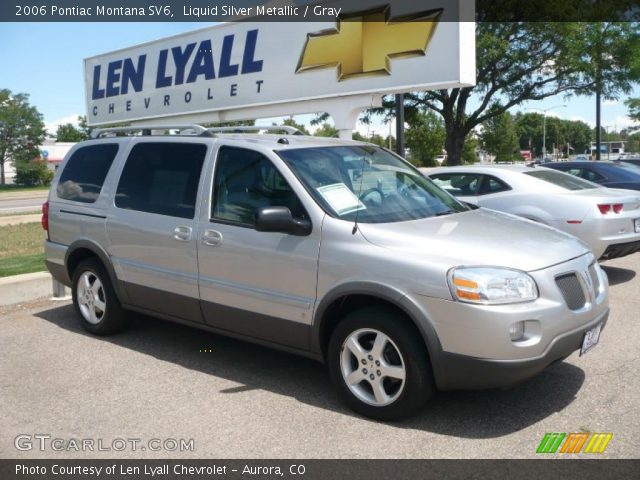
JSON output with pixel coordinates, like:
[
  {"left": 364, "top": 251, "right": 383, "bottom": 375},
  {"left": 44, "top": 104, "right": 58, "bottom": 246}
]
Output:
[
  {"left": 327, "top": 306, "right": 435, "bottom": 421},
  {"left": 71, "top": 257, "right": 126, "bottom": 335}
]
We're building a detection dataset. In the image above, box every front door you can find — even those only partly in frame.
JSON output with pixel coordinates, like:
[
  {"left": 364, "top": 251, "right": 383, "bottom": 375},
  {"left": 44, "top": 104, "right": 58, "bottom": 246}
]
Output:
[{"left": 196, "top": 146, "right": 321, "bottom": 351}]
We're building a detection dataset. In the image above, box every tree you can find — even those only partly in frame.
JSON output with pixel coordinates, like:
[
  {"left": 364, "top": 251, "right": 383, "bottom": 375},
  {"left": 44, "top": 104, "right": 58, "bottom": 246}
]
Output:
[
  {"left": 405, "top": 111, "right": 446, "bottom": 166},
  {"left": 313, "top": 123, "right": 338, "bottom": 137},
  {"left": 14, "top": 158, "right": 53, "bottom": 186},
  {"left": 77, "top": 115, "right": 93, "bottom": 138},
  {"left": 576, "top": 22, "right": 640, "bottom": 159},
  {"left": 0, "top": 89, "right": 46, "bottom": 185},
  {"left": 515, "top": 112, "right": 593, "bottom": 157},
  {"left": 627, "top": 98, "right": 640, "bottom": 123},
  {"left": 480, "top": 112, "right": 520, "bottom": 162},
  {"left": 277, "top": 117, "right": 310, "bottom": 135},
  {"left": 56, "top": 123, "right": 86, "bottom": 142},
  {"left": 461, "top": 134, "right": 479, "bottom": 164},
  {"left": 204, "top": 119, "right": 255, "bottom": 128},
  {"left": 356, "top": 22, "right": 588, "bottom": 165}
]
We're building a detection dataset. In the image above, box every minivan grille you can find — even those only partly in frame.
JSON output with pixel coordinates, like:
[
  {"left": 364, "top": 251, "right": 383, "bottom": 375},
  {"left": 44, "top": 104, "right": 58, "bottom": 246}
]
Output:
[
  {"left": 556, "top": 273, "right": 586, "bottom": 310},
  {"left": 588, "top": 264, "right": 601, "bottom": 296}
]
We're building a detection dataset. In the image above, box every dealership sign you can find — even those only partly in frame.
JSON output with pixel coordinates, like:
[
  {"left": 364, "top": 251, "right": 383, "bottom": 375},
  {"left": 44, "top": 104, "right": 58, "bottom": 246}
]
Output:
[{"left": 84, "top": 1, "right": 475, "bottom": 126}]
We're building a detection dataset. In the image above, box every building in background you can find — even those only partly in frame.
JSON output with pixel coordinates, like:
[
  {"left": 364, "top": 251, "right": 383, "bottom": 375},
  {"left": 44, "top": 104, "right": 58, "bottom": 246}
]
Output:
[{"left": 39, "top": 140, "right": 76, "bottom": 171}]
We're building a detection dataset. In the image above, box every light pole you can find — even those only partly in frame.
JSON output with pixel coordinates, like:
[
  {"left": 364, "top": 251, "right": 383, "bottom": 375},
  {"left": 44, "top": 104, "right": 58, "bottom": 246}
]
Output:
[{"left": 526, "top": 105, "right": 566, "bottom": 160}]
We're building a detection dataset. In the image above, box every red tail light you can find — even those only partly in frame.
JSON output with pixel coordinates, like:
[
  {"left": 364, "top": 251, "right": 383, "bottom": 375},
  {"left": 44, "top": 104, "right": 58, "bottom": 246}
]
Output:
[
  {"left": 42, "top": 201, "right": 49, "bottom": 238},
  {"left": 598, "top": 203, "right": 624, "bottom": 214}
]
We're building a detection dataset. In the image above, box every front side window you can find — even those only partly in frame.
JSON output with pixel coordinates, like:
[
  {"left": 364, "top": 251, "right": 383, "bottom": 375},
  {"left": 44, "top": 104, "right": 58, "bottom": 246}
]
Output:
[
  {"left": 212, "top": 146, "right": 308, "bottom": 226},
  {"left": 278, "top": 146, "right": 468, "bottom": 223},
  {"left": 579, "top": 169, "right": 606, "bottom": 182},
  {"left": 430, "top": 173, "right": 482, "bottom": 196},
  {"left": 478, "top": 175, "right": 511, "bottom": 195},
  {"left": 57, "top": 144, "right": 119, "bottom": 203},
  {"left": 115, "top": 142, "right": 206, "bottom": 219}
]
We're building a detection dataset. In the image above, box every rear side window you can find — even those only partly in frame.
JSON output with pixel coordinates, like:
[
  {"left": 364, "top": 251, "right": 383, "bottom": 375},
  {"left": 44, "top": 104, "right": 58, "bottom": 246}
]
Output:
[
  {"left": 115, "top": 143, "right": 207, "bottom": 219},
  {"left": 524, "top": 170, "right": 597, "bottom": 190},
  {"left": 56, "top": 144, "right": 119, "bottom": 203}
]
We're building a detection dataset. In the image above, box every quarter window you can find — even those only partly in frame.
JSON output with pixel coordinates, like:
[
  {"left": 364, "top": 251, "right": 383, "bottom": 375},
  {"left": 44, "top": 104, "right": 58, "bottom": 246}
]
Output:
[
  {"left": 57, "top": 144, "right": 119, "bottom": 203},
  {"left": 212, "top": 147, "right": 307, "bottom": 226},
  {"left": 115, "top": 143, "right": 206, "bottom": 219}
]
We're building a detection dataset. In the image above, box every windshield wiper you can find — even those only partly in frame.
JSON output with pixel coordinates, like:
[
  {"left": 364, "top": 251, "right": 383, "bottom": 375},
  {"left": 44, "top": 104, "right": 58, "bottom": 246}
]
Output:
[{"left": 435, "top": 210, "right": 456, "bottom": 217}]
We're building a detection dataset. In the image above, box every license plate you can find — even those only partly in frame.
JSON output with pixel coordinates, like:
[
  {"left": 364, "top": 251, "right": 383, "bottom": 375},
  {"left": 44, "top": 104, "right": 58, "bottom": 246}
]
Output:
[
  {"left": 635, "top": 218, "right": 640, "bottom": 233},
  {"left": 580, "top": 324, "right": 602, "bottom": 356}
]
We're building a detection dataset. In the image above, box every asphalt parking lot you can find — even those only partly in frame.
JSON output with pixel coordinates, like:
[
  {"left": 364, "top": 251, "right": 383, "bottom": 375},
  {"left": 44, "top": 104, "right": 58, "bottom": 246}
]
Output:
[{"left": 1, "top": 255, "right": 638, "bottom": 460}]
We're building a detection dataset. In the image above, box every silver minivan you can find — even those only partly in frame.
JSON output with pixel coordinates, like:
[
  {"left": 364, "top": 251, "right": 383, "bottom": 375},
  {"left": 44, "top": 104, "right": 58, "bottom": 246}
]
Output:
[{"left": 44, "top": 126, "right": 609, "bottom": 420}]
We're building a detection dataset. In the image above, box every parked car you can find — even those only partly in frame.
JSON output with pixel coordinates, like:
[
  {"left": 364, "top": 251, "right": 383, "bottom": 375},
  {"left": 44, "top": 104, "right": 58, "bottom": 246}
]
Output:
[
  {"left": 44, "top": 126, "right": 609, "bottom": 420},
  {"left": 425, "top": 165, "right": 640, "bottom": 260},
  {"left": 618, "top": 158, "right": 640, "bottom": 168},
  {"left": 545, "top": 160, "right": 640, "bottom": 191},
  {"left": 574, "top": 155, "right": 590, "bottom": 161}
]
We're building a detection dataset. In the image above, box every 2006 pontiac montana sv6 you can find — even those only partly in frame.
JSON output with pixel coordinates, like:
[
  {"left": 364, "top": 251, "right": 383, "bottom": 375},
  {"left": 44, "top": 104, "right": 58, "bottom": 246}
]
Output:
[{"left": 44, "top": 125, "right": 608, "bottom": 420}]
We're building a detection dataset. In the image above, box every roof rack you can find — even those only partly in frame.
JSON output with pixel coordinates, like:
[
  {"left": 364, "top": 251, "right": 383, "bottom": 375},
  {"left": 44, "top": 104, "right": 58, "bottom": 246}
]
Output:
[
  {"left": 90, "top": 124, "right": 305, "bottom": 139},
  {"left": 206, "top": 126, "right": 303, "bottom": 135},
  {"left": 90, "top": 124, "right": 207, "bottom": 139}
]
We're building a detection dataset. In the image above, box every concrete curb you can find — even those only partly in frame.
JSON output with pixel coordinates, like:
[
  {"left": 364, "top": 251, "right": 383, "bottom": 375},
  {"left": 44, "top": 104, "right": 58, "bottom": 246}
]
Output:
[{"left": 0, "top": 271, "right": 59, "bottom": 306}]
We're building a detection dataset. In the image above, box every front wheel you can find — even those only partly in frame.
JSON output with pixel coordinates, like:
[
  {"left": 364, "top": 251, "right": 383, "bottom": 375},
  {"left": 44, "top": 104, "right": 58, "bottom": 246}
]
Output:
[
  {"left": 72, "top": 258, "right": 125, "bottom": 335},
  {"left": 327, "top": 307, "right": 434, "bottom": 420}
]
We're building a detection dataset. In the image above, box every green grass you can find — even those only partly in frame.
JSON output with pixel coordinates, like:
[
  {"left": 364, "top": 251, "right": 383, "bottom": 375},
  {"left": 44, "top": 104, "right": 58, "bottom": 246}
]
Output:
[
  {"left": 0, "top": 222, "right": 46, "bottom": 277},
  {"left": 0, "top": 253, "right": 45, "bottom": 277}
]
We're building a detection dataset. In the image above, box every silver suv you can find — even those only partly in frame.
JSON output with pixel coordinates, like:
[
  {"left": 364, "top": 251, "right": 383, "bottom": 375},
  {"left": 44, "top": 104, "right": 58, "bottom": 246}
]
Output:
[{"left": 44, "top": 125, "right": 609, "bottom": 420}]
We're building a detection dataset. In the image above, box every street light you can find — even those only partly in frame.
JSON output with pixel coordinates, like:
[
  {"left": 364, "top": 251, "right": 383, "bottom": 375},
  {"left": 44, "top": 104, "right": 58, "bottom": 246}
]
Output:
[{"left": 526, "top": 105, "right": 566, "bottom": 160}]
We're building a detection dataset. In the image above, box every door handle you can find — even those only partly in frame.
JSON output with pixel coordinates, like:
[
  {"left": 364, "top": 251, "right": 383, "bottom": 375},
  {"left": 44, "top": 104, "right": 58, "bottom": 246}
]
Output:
[
  {"left": 202, "top": 229, "right": 223, "bottom": 247},
  {"left": 173, "top": 226, "right": 192, "bottom": 242}
]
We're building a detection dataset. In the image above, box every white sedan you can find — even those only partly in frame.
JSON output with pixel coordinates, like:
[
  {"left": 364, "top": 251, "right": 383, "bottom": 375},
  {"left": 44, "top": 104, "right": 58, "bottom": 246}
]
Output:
[{"left": 423, "top": 165, "right": 640, "bottom": 260}]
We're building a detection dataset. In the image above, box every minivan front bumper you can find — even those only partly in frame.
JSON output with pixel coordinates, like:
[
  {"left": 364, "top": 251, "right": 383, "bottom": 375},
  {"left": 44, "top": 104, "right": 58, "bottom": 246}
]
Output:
[{"left": 433, "top": 308, "right": 608, "bottom": 390}]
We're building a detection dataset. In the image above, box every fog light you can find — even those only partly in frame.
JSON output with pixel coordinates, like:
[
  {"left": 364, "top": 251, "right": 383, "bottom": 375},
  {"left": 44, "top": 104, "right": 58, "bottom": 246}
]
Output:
[{"left": 509, "top": 321, "right": 525, "bottom": 341}]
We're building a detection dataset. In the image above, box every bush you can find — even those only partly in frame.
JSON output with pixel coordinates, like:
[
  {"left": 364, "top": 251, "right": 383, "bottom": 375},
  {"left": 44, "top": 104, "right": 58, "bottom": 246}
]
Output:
[{"left": 14, "top": 159, "right": 53, "bottom": 186}]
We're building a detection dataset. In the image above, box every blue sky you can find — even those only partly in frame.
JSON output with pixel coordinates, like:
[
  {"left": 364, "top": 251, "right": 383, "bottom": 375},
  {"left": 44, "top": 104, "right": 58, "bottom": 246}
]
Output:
[{"left": 1, "top": 22, "right": 638, "bottom": 137}]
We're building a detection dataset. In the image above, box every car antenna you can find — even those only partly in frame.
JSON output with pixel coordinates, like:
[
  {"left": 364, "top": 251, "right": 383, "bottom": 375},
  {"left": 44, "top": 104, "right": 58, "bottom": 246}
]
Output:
[
  {"left": 353, "top": 97, "right": 376, "bottom": 235},
  {"left": 352, "top": 152, "right": 367, "bottom": 235}
]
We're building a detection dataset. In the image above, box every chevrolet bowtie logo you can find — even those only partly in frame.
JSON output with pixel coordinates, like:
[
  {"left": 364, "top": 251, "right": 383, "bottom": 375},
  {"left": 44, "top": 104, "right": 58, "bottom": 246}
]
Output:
[{"left": 296, "top": 6, "right": 443, "bottom": 81}]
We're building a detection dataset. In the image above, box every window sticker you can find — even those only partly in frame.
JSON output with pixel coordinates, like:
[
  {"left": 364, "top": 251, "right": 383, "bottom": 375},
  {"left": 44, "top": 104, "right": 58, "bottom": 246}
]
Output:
[{"left": 317, "top": 183, "right": 366, "bottom": 216}]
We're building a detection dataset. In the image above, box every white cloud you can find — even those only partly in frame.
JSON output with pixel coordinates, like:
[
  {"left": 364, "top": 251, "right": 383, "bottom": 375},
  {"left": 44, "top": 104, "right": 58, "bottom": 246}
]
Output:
[
  {"left": 44, "top": 114, "right": 82, "bottom": 137},
  {"left": 569, "top": 116, "right": 593, "bottom": 127},
  {"left": 602, "top": 99, "right": 619, "bottom": 106},
  {"left": 602, "top": 115, "right": 639, "bottom": 130}
]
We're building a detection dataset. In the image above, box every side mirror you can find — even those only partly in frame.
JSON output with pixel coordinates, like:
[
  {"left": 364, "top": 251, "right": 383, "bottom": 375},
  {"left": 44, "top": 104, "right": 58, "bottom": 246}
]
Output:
[{"left": 255, "top": 207, "right": 312, "bottom": 236}]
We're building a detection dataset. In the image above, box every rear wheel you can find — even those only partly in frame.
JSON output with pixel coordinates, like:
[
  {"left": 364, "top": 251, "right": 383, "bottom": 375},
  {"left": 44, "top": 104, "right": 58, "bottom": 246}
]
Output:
[
  {"left": 327, "top": 307, "right": 434, "bottom": 420},
  {"left": 72, "top": 258, "right": 125, "bottom": 335}
]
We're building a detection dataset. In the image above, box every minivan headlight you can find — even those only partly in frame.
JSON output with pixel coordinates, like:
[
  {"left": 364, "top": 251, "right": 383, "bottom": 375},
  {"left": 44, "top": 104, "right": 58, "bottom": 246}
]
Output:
[{"left": 448, "top": 267, "right": 538, "bottom": 305}]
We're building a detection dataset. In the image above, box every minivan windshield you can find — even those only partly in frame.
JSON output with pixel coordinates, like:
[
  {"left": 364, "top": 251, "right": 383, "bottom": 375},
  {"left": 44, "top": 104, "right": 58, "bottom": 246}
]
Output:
[{"left": 278, "top": 146, "right": 468, "bottom": 223}]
